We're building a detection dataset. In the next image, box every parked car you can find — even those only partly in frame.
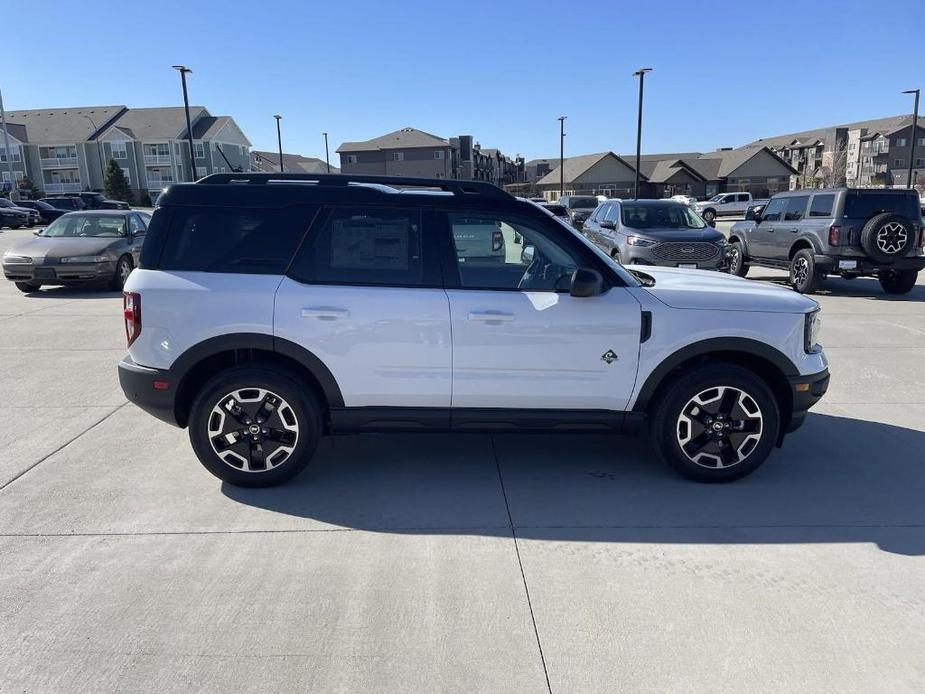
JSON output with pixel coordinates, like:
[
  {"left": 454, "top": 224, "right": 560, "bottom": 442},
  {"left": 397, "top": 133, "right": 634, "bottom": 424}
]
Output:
[
  {"left": 13, "top": 199, "right": 67, "bottom": 224},
  {"left": 2, "top": 210, "right": 149, "bottom": 293},
  {"left": 558, "top": 195, "right": 600, "bottom": 229},
  {"left": 0, "top": 205, "right": 30, "bottom": 229},
  {"left": 73, "top": 191, "right": 131, "bottom": 210},
  {"left": 669, "top": 194, "right": 698, "bottom": 208},
  {"left": 695, "top": 192, "right": 757, "bottom": 222},
  {"left": 726, "top": 188, "right": 924, "bottom": 294},
  {"left": 582, "top": 199, "right": 730, "bottom": 270},
  {"left": 40, "top": 196, "right": 87, "bottom": 211},
  {"left": 539, "top": 202, "right": 569, "bottom": 220},
  {"left": 118, "top": 172, "right": 828, "bottom": 487},
  {"left": 0, "top": 197, "right": 40, "bottom": 227}
]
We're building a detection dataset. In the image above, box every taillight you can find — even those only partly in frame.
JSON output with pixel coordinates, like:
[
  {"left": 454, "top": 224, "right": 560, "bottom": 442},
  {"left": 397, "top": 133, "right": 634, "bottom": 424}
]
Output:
[
  {"left": 123, "top": 291, "right": 141, "bottom": 347},
  {"left": 491, "top": 230, "right": 503, "bottom": 252},
  {"left": 828, "top": 224, "right": 842, "bottom": 246},
  {"left": 919, "top": 225, "right": 925, "bottom": 248}
]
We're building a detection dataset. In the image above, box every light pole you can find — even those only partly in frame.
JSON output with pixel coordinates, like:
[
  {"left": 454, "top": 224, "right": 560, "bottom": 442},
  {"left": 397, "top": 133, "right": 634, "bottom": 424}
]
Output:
[
  {"left": 0, "top": 86, "right": 14, "bottom": 198},
  {"left": 902, "top": 89, "right": 920, "bottom": 189},
  {"left": 322, "top": 132, "right": 330, "bottom": 173},
  {"left": 171, "top": 65, "right": 196, "bottom": 182},
  {"left": 558, "top": 116, "right": 567, "bottom": 198},
  {"left": 82, "top": 114, "right": 105, "bottom": 189},
  {"left": 274, "top": 115, "right": 284, "bottom": 172},
  {"left": 633, "top": 68, "right": 653, "bottom": 199}
]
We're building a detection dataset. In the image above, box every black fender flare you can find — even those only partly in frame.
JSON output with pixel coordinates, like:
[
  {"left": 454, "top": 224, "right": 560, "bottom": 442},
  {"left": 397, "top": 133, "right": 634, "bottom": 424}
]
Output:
[{"left": 632, "top": 337, "right": 799, "bottom": 412}]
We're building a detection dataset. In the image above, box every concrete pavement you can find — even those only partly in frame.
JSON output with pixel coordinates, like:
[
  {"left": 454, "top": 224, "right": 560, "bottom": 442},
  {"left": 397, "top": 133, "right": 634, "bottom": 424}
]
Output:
[{"left": 1, "top": 226, "right": 925, "bottom": 692}]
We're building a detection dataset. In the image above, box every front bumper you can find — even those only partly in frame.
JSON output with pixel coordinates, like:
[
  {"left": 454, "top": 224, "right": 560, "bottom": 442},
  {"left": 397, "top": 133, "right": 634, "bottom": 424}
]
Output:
[
  {"left": 785, "top": 367, "right": 830, "bottom": 434},
  {"left": 118, "top": 356, "right": 181, "bottom": 427},
  {"left": 623, "top": 245, "right": 731, "bottom": 270},
  {"left": 3, "top": 259, "right": 116, "bottom": 284}
]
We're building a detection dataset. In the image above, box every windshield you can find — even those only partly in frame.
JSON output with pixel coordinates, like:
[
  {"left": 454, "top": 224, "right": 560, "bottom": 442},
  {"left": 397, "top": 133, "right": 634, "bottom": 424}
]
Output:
[
  {"left": 0, "top": 199, "right": 15, "bottom": 207},
  {"left": 706, "top": 194, "right": 724, "bottom": 202},
  {"left": 621, "top": 203, "right": 707, "bottom": 230},
  {"left": 568, "top": 197, "right": 599, "bottom": 209},
  {"left": 40, "top": 215, "right": 126, "bottom": 238}
]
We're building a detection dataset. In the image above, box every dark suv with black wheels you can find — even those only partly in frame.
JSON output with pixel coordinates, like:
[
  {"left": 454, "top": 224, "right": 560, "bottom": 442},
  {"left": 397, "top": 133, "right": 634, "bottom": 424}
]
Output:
[{"left": 727, "top": 188, "right": 924, "bottom": 294}]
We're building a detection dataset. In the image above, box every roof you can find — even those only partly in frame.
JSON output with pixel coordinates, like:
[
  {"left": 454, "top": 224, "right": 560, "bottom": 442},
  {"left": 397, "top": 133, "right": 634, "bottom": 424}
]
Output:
[
  {"left": 646, "top": 159, "right": 707, "bottom": 183},
  {"left": 536, "top": 152, "right": 641, "bottom": 186},
  {"left": 748, "top": 113, "right": 916, "bottom": 149},
  {"left": 104, "top": 106, "right": 207, "bottom": 141},
  {"left": 191, "top": 116, "right": 229, "bottom": 139},
  {"left": 337, "top": 127, "right": 448, "bottom": 153},
  {"left": 5, "top": 105, "right": 126, "bottom": 143},
  {"left": 251, "top": 150, "right": 339, "bottom": 175},
  {"left": 1, "top": 123, "right": 28, "bottom": 143}
]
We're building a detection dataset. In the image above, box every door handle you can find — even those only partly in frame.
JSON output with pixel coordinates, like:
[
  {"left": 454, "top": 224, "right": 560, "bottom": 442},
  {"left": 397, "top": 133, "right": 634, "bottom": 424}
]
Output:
[
  {"left": 468, "top": 310, "right": 514, "bottom": 323},
  {"left": 788, "top": 227, "right": 799, "bottom": 233},
  {"left": 301, "top": 307, "right": 349, "bottom": 320}
]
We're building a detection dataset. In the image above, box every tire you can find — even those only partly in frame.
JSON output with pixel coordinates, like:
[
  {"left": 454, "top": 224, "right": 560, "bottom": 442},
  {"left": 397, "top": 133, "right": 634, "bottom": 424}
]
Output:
[
  {"left": 9, "top": 223, "right": 21, "bottom": 230},
  {"left": 649, "top": 363, "right": 780, "bottom": 482},
  {"left": 188, "top": 364, "right": 322, "bottom": 487},
  {"left": 860, "top": 213, "right": 914, "bottom": 263},
  {"left": 789, "top": 249, "right": 822, "bottom": 294},
  {"left": 14, "top": 281, "right": 41, "bottom": 293},
  {"left": 727, "top": 241, "right": 749, "bottom": 277},
  {"left": 878, "top": 269, "right": 918, "bottom": 295},
  {"left": 109, "top": 255, "right": 133, "bottom": 291},
  {"left": 702, "top": 209, "right": 716, "bottom": 223}
]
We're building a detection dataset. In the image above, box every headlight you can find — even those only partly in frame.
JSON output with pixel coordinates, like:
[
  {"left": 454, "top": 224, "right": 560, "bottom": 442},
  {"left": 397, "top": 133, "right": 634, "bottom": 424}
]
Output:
[
  {"left": 60, "top": 255, "right": 109, "bottom": 263},
  {"left": 627, "top": 236, "right": 657, "bottom": 247},
  {"left": 804, "top": 309, "right": 822, "bottom": 352},
  {"left": 715, "top": 237, "right": 728, "bottom": 246},
  {"left": 2, "top": 253, "right": 33, "bottom": 265}
]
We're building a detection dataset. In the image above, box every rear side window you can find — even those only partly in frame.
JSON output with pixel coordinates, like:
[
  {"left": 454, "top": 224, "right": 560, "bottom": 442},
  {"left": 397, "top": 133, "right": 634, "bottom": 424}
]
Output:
[
  {"left": 809, "top": 194, "right": 835, "bottom": 217},
  {"left": 290, "top": 207, "right": 434, "bottom": 287},
  {"left": 783, "top": 196, "right": 808, "bottom": 221},
  {"left": 843, "top": 192, "right": 919, "bottom": 219},
  {"left": 158, "top": 206, "right": 315, "bottom": 274}
]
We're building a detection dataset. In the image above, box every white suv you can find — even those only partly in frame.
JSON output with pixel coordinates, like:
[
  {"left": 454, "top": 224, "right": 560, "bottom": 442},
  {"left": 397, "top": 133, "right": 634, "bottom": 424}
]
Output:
[{"left": 118, "top": 174, "right": 829, "bottom": 487}]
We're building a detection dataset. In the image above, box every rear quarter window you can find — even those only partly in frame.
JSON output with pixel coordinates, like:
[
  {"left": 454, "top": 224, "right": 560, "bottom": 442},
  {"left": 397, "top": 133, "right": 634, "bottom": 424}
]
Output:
[{"left": 156, "top": 206, "right": 316, "bottom": 274}]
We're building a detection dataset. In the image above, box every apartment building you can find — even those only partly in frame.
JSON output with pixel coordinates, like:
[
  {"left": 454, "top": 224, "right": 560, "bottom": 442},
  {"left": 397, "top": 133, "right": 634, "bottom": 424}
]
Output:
[
  {"left": 2, "top": 105, "right": 251, "bottom": 202},
  {"left": 250, "top": 150, "right": 339, "bottom": 174}
]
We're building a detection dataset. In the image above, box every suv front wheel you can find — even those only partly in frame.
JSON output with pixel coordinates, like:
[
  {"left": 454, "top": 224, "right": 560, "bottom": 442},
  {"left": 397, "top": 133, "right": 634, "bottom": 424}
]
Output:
[
  {"left": 649, "top": 364, "right": 780, "bottom": 482},
  {"left": 188, "top": 365, "right": 322, "bottom": 487},
  {"left": 878, "top": 269, "right": 918, "bottom": 295}
]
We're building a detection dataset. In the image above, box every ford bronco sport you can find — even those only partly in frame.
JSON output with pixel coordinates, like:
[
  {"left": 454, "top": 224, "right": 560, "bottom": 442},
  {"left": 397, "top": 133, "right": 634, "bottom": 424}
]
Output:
[
  {"left": 727, "top": 188, "right": 924, "bottom": 294},
  {"left": 118, "top": 173, "right": 829, "bottom": 487}
]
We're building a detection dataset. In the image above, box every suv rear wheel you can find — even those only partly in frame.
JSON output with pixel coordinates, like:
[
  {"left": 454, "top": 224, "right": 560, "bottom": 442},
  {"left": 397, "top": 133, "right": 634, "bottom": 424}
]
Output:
[
  {"left": 878, "top": 269, "right": 918, "bottom": 295},
  {"left": 789, "top": 249, "right": 822, "bottom": 294},
  {"left": 189, "top": 365, "right": 322, "bottom": 487},
  {"left": 649, "top": 364, "right": 780, "bottom": 482}
]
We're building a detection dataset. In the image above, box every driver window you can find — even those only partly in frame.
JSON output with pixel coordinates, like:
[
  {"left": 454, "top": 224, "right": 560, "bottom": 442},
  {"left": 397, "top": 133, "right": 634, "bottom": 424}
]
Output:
[
  {"left": 760, "top": 197, "right": 785, "bottom": 222},
  {"left": 448, "top": 213, "right": 582, "bottom": 291}
]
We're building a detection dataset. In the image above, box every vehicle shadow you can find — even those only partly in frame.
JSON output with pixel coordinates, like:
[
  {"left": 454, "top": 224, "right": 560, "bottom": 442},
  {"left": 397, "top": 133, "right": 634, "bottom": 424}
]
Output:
[
  {"left": 223, "top": 413, "right": 925, "bottom": 555},
  {"left": 748, "top": 273, "right": 925, "bottom": 302},
  {"left": 16, "top": 286, "right": 121, "bottom": 300}
]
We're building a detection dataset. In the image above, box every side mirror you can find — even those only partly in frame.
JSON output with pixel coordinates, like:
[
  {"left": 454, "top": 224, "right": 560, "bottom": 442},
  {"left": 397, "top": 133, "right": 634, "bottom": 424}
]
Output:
[
  {"left": 521, "top": 245, "right": 535, "bottom": 264},
  {"left": 707, "top": 219, "right": 716, "bottom": 228},
  {"left": 33, "top": 229, "right": 42, "bottom": 236},
  {"left": 600, "top": 220, "right": 615, "bottom": 230},
  {"left": 569, "top": 268, "right": 604, "bottom": 297}
]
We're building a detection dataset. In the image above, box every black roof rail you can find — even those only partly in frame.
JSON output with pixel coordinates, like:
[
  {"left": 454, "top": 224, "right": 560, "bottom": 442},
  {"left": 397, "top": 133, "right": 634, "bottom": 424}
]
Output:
[{"left": 197, "top": 172, "right": 512, "bottom": 199}]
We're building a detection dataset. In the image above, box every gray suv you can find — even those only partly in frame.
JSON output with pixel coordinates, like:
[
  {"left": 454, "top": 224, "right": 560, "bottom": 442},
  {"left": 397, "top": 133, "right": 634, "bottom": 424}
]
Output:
[
  {"left": 582, "top": 199, "right": 729, "bottom": 270},
  {"left": 727, "top": 188, "right": 924, "bottom": 294},
  {"left": 558, "top": 195, "right": 599, "bottom": 229}
]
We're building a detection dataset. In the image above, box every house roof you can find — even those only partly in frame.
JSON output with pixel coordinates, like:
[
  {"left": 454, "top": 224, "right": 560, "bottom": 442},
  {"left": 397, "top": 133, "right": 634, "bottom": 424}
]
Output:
[
  {"left": 536, "top": 151, "right": 642, "bottom": 186},
  {"left": 748, "top": 114, "right": 916, "bottom": 149},
  {"left": 1, "top": 123, "right": 28, "bottom": 143},
  {"left": 251, "top": 150, "right": 339, "bottom": 174},
  {"left": 337, "top": 127, "right": 448, "bottom": 153},
  {"left": 5, "top": 105, "right": 126, "bottom": 143},
  {"left": 646, "top": 159, "right": 707, "bottom": 183},
  {"left": 104, "top": 106, "right": 208, "bottom": 141},
  {"left": 696, "top": 146, "right": 798, "bottom": 177}
]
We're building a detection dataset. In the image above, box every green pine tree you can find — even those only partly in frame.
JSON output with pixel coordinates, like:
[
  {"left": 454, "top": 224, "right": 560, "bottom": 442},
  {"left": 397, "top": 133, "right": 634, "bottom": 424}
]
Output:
[
  {"left": 17, "top": 175, "right": 43, "bottom": 199},
  {"left": 103, "top": 159, "right": 132, "bottom": 202}
]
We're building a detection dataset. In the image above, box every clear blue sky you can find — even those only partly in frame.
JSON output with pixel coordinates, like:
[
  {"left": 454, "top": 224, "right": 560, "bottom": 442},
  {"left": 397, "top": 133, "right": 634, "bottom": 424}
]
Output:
[{"left": 5, "top": 0, "right": 922, "bottom": 163}]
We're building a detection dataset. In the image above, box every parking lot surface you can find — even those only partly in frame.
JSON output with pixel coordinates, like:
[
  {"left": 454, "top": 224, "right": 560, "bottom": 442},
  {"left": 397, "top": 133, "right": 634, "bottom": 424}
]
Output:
[{"left": 2, "top": 224, "right": 925, "bottom": 692}]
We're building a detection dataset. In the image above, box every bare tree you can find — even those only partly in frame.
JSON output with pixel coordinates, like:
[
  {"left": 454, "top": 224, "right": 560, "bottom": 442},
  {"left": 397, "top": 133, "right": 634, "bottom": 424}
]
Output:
[{"left": 818, "top": 141, "right": 849, "bottom": 188}]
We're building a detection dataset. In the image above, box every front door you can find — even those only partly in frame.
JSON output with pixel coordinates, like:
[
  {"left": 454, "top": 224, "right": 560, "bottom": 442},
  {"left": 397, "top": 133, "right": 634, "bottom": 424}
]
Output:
[
  {"left": 749, "top": 196, "right": 786, "bottom": 258},
  {"left": 441, "top": 211, "right": 641, "bottom": 411}
]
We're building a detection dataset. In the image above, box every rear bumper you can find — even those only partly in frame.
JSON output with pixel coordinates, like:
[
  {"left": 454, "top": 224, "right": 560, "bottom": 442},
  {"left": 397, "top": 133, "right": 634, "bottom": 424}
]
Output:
[
  {"left": 785, "top": 368, "right": 830, "bottom": 434},
  {"left": 118, "top": 356, "right": 181, "bottom": 427},
  {"left": 815, "top": 254, "right": 925, "bottom": 274}
]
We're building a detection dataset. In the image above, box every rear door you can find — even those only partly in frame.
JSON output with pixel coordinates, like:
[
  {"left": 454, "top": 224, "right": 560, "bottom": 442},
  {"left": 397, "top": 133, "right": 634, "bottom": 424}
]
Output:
[
  {"left": 440, "top": 210, "right": 641, "bottom": 412},
  {"left": 275, "top": 206, "right": 452, "bottom": 408}
]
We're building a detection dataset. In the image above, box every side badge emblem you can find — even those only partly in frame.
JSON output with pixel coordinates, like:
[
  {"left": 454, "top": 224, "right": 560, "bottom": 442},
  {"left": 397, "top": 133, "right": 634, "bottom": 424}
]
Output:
[{"left": 601, "top": 350, "right": 618, "bottom": 364}]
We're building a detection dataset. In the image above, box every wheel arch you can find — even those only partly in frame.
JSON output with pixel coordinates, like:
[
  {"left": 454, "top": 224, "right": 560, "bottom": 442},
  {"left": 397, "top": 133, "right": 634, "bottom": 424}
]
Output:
[
  {"left": 170, "top": 333, "right": 343, "bottom": 428},
  {"left": 788, "top": 237, "right": 819, "bottom": 259}
]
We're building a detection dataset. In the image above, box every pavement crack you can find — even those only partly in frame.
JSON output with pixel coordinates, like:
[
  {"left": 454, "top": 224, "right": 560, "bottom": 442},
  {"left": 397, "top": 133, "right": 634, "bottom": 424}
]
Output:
[{"left": 490, "top": 435, "right": 553, "bottom": 694}]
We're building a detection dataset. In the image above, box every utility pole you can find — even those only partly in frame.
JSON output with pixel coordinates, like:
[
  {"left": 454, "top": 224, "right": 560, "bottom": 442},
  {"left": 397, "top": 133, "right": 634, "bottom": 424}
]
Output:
[
  {"left": 0, "top": 86, "right": 15, "bottom": 199},
  {"left": 902, "top": 89, "right": 920, "bottom": 189},
  {"left": 633, "top": 68, "right": 653, "bottom": 199},
  {"left": 323, "top": 132, "right": 330, "bottom": 173},
  {"left": 558, "top": 116, "right": 567, "bottom": 198},
  {"left": 83, "top": 114, "right": 105, "bottom": 189},
  {"left": 274, "top": 115, "right": 284, "bottom": 172},
  {"left": 171, "top": 65, "right": 196, "bottom": 182}
]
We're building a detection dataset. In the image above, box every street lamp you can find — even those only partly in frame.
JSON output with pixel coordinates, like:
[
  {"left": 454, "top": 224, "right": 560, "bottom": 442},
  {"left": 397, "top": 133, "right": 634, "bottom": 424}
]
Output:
[
  {"left": 274, "top": 115, "right": 284, "bottom": 173},
  {"left": 558, "top": 116, "right": 567, "bottom": 198},
  {"left": 632, "top": 68, "right": 653, "bottom": 199},
  {"left": 82, "top": 114, "right": 105, "bottom": 189},
  {"left": 171, "top": 65, "right": 196, "bottom": 182},
  {"left": 322, "top": 132, "right": 330, "bottom": 173},
  {"left": 902, "top": 89, "right": 920, "bottom": 189}
]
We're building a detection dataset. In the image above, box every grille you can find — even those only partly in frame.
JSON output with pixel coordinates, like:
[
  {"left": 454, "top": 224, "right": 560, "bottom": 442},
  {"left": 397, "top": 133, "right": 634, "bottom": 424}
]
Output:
[{"left": 652, "top": 242, "right": 720, "bottom": 262}]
